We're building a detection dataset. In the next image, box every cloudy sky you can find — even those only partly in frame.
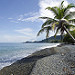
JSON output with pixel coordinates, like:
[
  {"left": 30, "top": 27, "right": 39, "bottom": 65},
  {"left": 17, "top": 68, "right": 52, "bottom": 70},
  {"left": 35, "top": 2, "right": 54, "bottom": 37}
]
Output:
[{"left": 0, "top": 0, "right": 75, "bottom": 42}]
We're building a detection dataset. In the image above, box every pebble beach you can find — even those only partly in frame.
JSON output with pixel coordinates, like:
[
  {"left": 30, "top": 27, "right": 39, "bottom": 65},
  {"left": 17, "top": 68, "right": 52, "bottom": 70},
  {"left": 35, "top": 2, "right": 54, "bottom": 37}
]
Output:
[{"left": 0, "top": 44, "right": 75, "bottom": 75}]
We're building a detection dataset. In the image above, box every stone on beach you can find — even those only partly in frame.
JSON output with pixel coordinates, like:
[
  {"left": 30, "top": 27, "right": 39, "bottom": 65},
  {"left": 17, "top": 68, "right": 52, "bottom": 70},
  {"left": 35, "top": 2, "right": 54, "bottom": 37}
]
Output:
[{"left": 0, "top": 45, "right": 75, "bottom": 75}]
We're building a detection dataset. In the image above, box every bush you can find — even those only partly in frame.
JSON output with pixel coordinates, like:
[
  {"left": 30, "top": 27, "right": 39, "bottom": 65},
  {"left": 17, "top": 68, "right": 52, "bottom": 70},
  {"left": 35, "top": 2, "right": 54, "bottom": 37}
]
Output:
[{"left": 63, "top": 30, "right": 75, "bottom": 43}]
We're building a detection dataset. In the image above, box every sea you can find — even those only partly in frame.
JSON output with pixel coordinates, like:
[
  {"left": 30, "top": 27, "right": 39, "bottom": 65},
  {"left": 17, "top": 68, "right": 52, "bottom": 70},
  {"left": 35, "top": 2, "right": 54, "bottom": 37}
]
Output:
[{"left": 0, "top": 43, "right": 60, "bottom": 70}]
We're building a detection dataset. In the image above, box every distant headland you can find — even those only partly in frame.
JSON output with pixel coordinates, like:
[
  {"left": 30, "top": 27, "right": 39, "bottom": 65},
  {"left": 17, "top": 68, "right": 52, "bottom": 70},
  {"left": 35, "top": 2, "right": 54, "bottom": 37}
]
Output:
[{"left": 24, "top": 35, "right": 62, "bottom": 43}]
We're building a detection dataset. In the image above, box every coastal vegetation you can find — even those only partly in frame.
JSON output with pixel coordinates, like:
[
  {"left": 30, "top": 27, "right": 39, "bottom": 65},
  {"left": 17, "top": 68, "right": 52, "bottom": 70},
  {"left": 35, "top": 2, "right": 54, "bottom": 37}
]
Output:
[
  {"left": 63, "top": 30, "right": 75, "bottom": 43},
  {"left": 37, "top": 1, "right": 75, "bottom": 43},
  {"left": 25, "top": 35, "right": 61, "bottom": 43}
]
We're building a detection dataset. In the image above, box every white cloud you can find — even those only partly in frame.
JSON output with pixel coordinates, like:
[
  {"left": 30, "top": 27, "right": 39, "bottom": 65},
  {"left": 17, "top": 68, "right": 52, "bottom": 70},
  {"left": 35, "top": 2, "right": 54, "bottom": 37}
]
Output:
[
  {"left": 17, "top": 15, "right": 24, "bottom": 21},
  {"left": 0, "top": 34, "right": 46, "bottom": 42},
  {"left": 0, "top": 28, "right": 38, "bottom": 42},
  {"left": 70, "top": 8, "right": 75, "bottom": 12},
  {"left": 0, "top": 35, "right": 33, "bottom": 42},
  {"left": 0, "top": 27, "right": 55, "bottom": 42},
  {"left": 10, "top": 20, "right": 19, "bottom": 23},
  {"left": 17, "top": 12, "right": 40, "bottom": 22},
  {"left": 39, "top": 0, "right": 69, "bottom": 19},
  {"left": 17, "top": 0, "right": 69, "bottom": 22},
  {"left": 18, "top": 0, "right": 74, "bottom": 23},
  {"left": 8, "top": 12, "right": 40, "bottom": 23},
  {"left": 15, "top": 28, "right": 34, "bottom": 36},
  {"left": 8, "top": 18, "right": 13, "bottom": 20},
  {"left": 8, "top": 0, "right": 75, "bottom": 23},
  {"left": 21, "top": 16, "right": 39, "bottom": 22}
]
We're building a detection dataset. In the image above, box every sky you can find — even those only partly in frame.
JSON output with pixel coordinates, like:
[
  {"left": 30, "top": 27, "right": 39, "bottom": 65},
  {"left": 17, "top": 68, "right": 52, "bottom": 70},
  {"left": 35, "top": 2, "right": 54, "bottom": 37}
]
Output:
[{"left": 0, "top": 0, "right": 75, "bottom": 42}]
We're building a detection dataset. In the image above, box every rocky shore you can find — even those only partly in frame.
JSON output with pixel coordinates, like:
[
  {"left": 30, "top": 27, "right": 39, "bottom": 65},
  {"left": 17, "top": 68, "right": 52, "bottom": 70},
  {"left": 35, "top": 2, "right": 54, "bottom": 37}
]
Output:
[{"left": 0, "top": 44, "right": 75, "bottom": 75}]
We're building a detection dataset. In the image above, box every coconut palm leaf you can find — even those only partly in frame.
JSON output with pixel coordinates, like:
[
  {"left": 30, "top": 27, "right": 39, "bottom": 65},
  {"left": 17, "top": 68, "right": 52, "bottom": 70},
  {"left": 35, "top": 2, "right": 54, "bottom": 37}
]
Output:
[
  {"left": 52, "top": 22, "right": 59, "bottom": 31},
  {"left": 61, "top": 1, "right": 64, "bottom": 7},
  {"left": 64, "top": 12, "right": 75, "bottom": 19},
  {"left": 66, "top": 24, "right": 75, "bottom": 30},
  {"left": 64, "top": 3, "right": 75, "bottom": 15},
  {"left": 69, "top": 19, "right": 75, "bottom": 23},
  {"left": 37, "top": 26, "right": 52, "bottom": 38},
  {"left": 39, "top": 17, "right": 52, "bottom": 19},
  {"left": 46, "top": 7, "right": 58, "bottom": 16},
  {"left": 37, "top": 28, "right": 45, "bottom": 36},
  {"left": 46, "top": 26, "right": 51, "bottom": 38},
  {"left": 39, "top": 17, "right": 57, "bottom": 21},
  {"left": 39, "top": 17, "right": 58, "bottom": 28},
  {"left": 54, "top": 27, "right": 60, "bottom": 37},
  {"left": 41, "top": 19, "right": 54, "bottom": 28},
  {"left": 54, "top": 7, "right": 64, "bottom": 19}
]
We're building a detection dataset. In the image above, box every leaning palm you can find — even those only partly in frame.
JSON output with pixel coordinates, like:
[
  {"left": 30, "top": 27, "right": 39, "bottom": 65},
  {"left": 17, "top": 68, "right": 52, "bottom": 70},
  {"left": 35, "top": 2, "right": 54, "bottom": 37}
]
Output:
[{"left": 38, "top": 1, "right": 75, "bottom": 42}]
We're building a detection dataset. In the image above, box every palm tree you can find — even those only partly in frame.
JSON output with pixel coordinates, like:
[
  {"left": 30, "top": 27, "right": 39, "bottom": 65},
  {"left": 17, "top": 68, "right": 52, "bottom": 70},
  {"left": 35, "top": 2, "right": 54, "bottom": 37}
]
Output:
[{"left": 38, "top": 1, "right": 75, "bottom": 42}]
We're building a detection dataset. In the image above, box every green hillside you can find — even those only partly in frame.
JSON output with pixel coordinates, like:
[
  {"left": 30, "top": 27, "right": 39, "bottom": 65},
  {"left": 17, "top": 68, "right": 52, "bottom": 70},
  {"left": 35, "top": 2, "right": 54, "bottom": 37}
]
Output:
[{"left": 25, "top": 35, "right": 62, "bottom": 43}]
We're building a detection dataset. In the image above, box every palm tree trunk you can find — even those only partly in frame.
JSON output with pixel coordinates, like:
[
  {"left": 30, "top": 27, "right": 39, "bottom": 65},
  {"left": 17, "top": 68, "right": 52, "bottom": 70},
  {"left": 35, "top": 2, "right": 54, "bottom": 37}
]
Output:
[
  {"left": 61, "top": 33, "right": 63, "bottom": 42},
  {"left": 61, "top": 31, "right": 63, "bottom": 42},
  {"left": 64, "top": 26, "right": 75, "bottom": 43}
]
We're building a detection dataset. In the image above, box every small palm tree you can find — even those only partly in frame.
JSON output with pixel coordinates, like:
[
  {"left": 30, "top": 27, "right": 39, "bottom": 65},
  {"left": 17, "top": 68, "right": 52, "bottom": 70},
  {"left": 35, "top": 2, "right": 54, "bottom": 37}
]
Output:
[{"left": 38, "top": 1, "right": 75, "bottom": 42}]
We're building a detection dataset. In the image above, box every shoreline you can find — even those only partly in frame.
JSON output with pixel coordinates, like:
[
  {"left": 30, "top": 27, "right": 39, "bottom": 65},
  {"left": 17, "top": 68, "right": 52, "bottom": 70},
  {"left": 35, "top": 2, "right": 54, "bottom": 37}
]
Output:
[
  {"left": 0, "top": 45, "right": 58, "bottom": 74},
  {"left": 0, "top": 44, "right": 75, "bottom": 75},
  {"left": 0, "top": 43, "right": 60, "bottom": 70},
  {"left": 39, "top": 43, "right": 60, "bottom": 49}
]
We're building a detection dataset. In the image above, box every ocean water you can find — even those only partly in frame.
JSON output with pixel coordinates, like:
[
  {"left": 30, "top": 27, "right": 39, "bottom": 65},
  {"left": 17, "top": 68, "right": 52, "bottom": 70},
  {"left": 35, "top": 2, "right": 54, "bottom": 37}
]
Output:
[{"left": 0, "top": 43, "right": 60, "bottom": 70}]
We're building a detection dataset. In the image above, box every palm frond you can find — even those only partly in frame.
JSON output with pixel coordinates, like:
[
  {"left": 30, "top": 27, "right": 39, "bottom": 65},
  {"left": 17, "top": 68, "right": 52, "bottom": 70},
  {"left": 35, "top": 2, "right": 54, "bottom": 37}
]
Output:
[
  {"left": 69, "top": 24, "right": 75, "bottom": 28},
  {"left": 64, "top": 12, "right": 75, "bottom": 19},
  {"left": 39, "top": 17, "right": 58, "bottom": 21},
  {"left": 41, "top": 20, "right": 53, "bottom": 28},
  {"left": 64, "top": 3, "right": 75, "bottom": 16},
  {"left": 37, "top": 28, "right": 45, "bottom": 36},
  {"left": 67, "top": 24, "right": 75, "bottom": 30},
  {"left": 41, "top": 19, "right": 57, "bottom": 28},
  {"left": 37, "top": 26, "right": 52, "bottom": 37},
  {"left": 61, "top": 1, "right": 64, "bottom": 6},
  {"left": 46, "top": 26, "right": 52, "bottom": 38},
  {"left": 46, "top": 7, "right": 58, "bottom": 16},
  {"left": 69, "top": 19, "right": 75, "bottom": 24},
  {"left": 54, "top": 27, "right": 60, "bottom": 37},
  {"left": 64, "top": 3, "right": 75, "bottom": 11},
  {"left": 60, "top": 1, "right": 64, "bottom": 9},
  {"left": 52, "top": 23, "right": 56, "bottom": 31},
  {"left": 55, "top": 7, "right": 64, "bottom": 19},
  {"left": 39, "top": 17, "right": 52, "bottom": 19}
]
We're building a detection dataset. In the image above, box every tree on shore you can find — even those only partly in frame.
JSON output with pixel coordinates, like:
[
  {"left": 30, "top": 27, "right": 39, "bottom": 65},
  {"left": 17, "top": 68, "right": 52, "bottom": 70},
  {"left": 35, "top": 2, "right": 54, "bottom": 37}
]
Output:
[{"left": 37, "top": 1, "right": 75, "bottom": 42}]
